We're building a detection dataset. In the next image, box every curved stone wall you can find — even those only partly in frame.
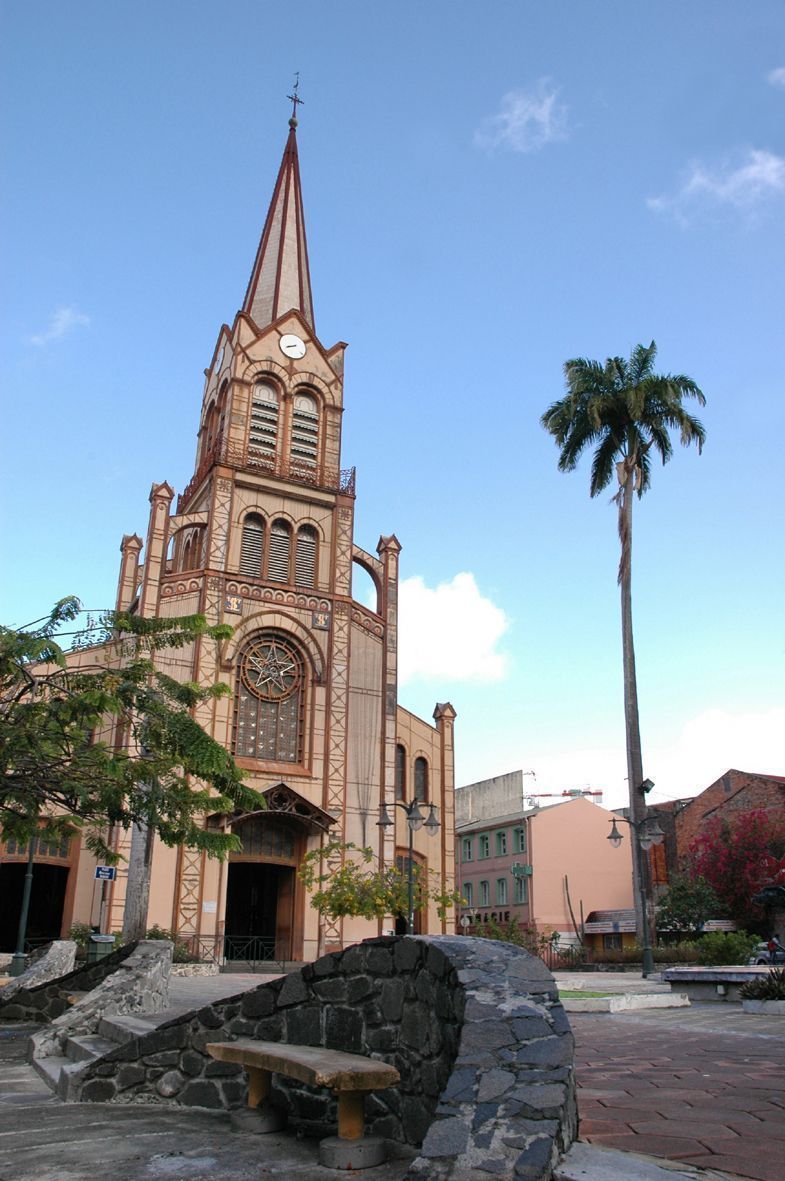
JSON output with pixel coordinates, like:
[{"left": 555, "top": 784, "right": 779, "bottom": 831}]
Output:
[
  {"left": 0, "top": 941, "right": 138, "bottom": 1023},
  {"left": 71, "top": 935, "right": 575, "bottom": 1180},
  {"left": 0, "top": 941, "right": 76, "bottom": 1003}
]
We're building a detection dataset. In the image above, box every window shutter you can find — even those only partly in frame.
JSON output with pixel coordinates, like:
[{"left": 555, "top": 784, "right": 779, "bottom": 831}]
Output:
[
  {"left": 249, "top": 383, "right": 279, "bottom": 460},
  {"left": 240, "top": 515, "right": 265, "bottom": 578},
  {"left": 295, "top": 526, "right": 317, "bottom": 587},
  {"left": 268, "top": 521, "right": 291, "bottom": 583},
  {"left": 291, "top": 393, "right": 318, "bottom": 468}
]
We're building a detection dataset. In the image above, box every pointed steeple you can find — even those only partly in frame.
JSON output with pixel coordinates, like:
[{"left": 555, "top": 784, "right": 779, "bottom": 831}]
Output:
[{"left": 242, "top": 116, "right": 315, "bottom": 332}]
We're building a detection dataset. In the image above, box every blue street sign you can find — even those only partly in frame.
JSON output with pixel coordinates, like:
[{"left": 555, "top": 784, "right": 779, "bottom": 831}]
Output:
[{"left": 94, "top": 866, "right": 117, "bottom": 881}]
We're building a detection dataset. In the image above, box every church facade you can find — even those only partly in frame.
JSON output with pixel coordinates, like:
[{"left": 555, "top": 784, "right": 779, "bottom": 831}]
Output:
[{"left": 84, "top": 118, "right": 456, "bottom": 961}]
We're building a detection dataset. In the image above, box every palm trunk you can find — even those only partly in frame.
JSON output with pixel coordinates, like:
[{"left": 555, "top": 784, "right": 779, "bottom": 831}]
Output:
[{"left": 618, "top": 471, "right": 647, "bottom": 946}]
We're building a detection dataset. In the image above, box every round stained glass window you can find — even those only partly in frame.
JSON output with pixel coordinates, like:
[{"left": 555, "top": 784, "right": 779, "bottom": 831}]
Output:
[{"left": 240, "top": 636, "right": 301, "bottom": 701}]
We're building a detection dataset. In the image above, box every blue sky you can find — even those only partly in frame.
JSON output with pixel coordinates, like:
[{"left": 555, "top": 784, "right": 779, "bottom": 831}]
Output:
[{"left": 2, "top": 1, "right": 784, "bottom": 809}]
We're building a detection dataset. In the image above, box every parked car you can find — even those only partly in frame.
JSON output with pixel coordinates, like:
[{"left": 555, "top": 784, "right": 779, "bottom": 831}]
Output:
[{"left": 748, "top": 939, "right": 785, "bottom": 965}]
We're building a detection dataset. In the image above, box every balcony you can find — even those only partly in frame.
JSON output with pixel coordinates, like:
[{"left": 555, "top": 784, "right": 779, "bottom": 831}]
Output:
[{"left": 176, "top": 435, "right": 356, "bottom": 513}]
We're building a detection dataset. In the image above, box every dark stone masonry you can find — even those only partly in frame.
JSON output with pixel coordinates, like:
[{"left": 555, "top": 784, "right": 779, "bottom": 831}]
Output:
[
  {"left": 70, "top": 935, "right": 577, "bottom": 1180},
  {"left": 0, "top": 941, "right": 138, "bottom": 1024}
]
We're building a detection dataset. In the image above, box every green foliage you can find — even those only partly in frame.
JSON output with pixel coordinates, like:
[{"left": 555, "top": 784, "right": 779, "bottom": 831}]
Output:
[
  {"left": 145, "top": 924, "right": 199, "bottom": 963},
  {"left": 696, "top": 930, "right": 758, "bottom": 966},
  {"left": 469, "top": 917, "right": 562, "bottom": 956},
  {"left": 590, "top": 943, "right": 701, "bottom": 964},
  {"left": 298, "top": 839, "right": 462, "bottom": 922},
  {"left": 1, "top": 597, "right": 264, "bottom": 860},
  {"left": 67, "top": 922, "right": 94, "bottom": 956},
  {"left": 739, "top": 968, "right": 785, "bottom": 1001},
  {"left": 656, "top": 873, "right": 723, "bottom": 934}
]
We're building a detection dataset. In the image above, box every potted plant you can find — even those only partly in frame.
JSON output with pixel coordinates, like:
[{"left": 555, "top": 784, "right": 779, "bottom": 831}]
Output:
[{"left": 739, "top": 968, "right": 785, "bottom": 1014}]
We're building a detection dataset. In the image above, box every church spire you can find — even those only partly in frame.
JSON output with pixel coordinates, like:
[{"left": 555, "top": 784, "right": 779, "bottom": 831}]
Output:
[{"left": 242, "top": 102, "right": 314, "bottom": 332}]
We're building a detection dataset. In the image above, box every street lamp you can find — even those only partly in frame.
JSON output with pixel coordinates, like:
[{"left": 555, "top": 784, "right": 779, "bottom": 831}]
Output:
[
  {"left": 607, "top": 809, "right": 664, "bottom": 978},
  {"left": 378, "top": 800, "right": 440, "bottom": 933}
]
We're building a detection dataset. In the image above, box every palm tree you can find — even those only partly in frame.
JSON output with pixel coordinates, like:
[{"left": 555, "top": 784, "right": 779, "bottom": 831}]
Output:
[{"left": 541, "top": 341, "right": 706, "bottom": 944}]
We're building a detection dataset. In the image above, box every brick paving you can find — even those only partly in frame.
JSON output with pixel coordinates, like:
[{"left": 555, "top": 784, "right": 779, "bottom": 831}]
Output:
[{"left": 572, "top": 1006, "right": 785, "bottom": 1181}]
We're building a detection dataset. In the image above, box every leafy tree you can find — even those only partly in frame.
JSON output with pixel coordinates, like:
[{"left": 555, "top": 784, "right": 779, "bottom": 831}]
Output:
[
  {"left": 1, "top": 596, "right": 263, "bottom": 861},
  {"left": 689, "top": 810, "right": 785, "bottom": 929},
  {"left": 298, "top": 840, "right": 463, "bottom": 924},
  {"left": 656, "top": 872, "right": 722, "bottom": 935},
  {"left": 540, "top": 341, "right": 705, "bottom": 941}
]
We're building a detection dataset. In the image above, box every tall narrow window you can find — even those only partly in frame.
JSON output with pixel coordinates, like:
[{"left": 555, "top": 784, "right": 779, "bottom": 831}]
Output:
[
  {"left": 496, "top": 878, "right": 508, "bottom": 905},
  {"left": 479, "top": 880, "right": 490, "bottom": 907},
  {"left": 240, "top": 514, "right": 265, "bottom": 578},
  {"left": 234, "top": 632, "right": 305, "bottom": 763},
  {"left": 395, "top": 744, "right": 406, "bottom": 801},
  {"left": 267, "top": 520, "right": 292, "bottom": 583},
  {"left": 290, "top": 392, "right": 319, "bottom": 468},
  {"left": 249, "top": 382, "right": 280, "bottom": 463},
  {"left": 295, "top": 525, "right": 317, "bottom": 587},
  {"left": 414, "top": 756, "right": 428, "bottom": 803},
  {"left": 463, "top": 882, "right": 473, "bottom": 907}
]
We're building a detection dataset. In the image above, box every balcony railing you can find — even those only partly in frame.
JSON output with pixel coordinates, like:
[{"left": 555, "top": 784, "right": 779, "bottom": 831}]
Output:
[{"left": 177, "top": 434, "right": 356, "bottom": 513}]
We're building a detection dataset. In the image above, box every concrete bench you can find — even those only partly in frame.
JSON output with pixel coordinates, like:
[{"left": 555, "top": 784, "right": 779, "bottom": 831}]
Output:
[{"left": 206, "top": 1038, "right": 400, "bottom": 1169}]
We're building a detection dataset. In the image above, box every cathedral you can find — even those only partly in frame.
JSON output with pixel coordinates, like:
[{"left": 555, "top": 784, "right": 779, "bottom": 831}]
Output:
[{"left": 18, "top": 113, "right": 457, "bottom": 962}]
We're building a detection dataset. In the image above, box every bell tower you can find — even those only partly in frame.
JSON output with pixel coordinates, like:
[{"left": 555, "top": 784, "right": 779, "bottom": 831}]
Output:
[{"left": 109, "top": 109, "right": 456, "bottom": 959}]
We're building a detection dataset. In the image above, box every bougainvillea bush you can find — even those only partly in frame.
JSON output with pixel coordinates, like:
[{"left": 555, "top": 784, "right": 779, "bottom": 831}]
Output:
[{"left": 689, "top": 810, "right": 785, "bottom": 929}]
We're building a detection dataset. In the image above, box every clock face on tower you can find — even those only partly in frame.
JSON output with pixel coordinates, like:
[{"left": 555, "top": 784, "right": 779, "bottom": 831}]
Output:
[{"left": 279, "top": 333, "right": 306, "bottom": 360}]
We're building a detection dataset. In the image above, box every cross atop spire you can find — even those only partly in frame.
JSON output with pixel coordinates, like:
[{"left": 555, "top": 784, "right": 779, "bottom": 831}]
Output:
[
  {"left": 242, "top": 107, "right": 315, "bottom": 333},
  {"left": 287, "top": 72, "right": 304, "bottom": 127}
]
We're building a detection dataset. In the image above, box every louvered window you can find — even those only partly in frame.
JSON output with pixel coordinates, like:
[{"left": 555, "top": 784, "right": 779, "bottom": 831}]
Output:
[
  {"left": 249, "top": 382, "right": 279, "bottom": 460},
  {"left": 290, "top": 392, "right": 319, "bottom": 468},
  {"left": 234, "top": 632, "right": 305, "bottom": 763},
  {"left": 295, "top": 525, "right": 317, "bottom": 587},
  {"left": 267, "top": 520, "right": 291, "bottom": 583},
  {"left": 414, "top": 756, "right": 428, "bottom": 803},
  {"left": 240, "top": 514, "right": 265, "bottom": 578},
  {"left": 395, "top": 744, "right": 406, "bottom": 801}
]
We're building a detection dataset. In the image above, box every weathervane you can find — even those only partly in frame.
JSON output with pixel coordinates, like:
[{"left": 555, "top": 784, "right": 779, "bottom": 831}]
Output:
[{"left": 287, "top": 73, "right": 304, "bottom": 126}]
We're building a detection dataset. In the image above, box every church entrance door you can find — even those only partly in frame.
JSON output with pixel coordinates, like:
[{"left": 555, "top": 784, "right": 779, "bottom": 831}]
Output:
[{"left": 223, "top": 813, "right": 302, "bottom": 964}]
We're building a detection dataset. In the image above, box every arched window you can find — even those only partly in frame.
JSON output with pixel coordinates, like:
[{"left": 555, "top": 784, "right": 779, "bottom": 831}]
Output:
[
  {"left": 414, "top": 756, "right": 428, "bottom": 803},
  {"left": 395, "top": 744, "right": 406, "bottom": 801},
  {"left": 180, "top": 526, "right": 204, "bottom": 571},
  {"left": 267, "top": 520, "right": 292, "bottom": 583},
  {"left": 295, "top": 525, "right": 317, "bottom": 588},
  {"left": 249, "top": 382, "right": 280, "bottom": 463},
  {"left": 240, "top": 514, "right": 265, "bottom": 578},
  {"left": 234, "top": 632, "right": 305, "bottom": 763},
  {"left": 290, "top": 392, "right": 319, "bottom": 468}
]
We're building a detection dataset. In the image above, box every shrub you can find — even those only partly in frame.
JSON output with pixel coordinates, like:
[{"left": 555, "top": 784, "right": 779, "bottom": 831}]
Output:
[
  {"left": 68, "top": 922, "right": 94, "bottom": 957},
  {"left": 696, "top": 930, "right": 758, "bottom": 966},
  {"left": 145, "top": 925, "right": 199, "bottom": 964},
  {"left": 740, "top": 968, "right": 785, "bottom": 1001}
]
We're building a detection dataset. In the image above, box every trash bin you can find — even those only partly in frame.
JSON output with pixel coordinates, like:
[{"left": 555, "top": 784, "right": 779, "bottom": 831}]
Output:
[{"left": 86, "top": 934, "right": 116, "bottom": 964}]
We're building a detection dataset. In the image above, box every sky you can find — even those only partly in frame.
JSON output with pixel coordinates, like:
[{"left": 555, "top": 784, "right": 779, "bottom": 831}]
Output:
[{"left": 2, "top": 1, "right": 784, "bottom": 812}]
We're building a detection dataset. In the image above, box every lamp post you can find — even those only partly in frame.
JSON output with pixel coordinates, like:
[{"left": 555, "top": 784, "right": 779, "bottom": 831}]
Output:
[
  {"left": 607, "top": 806, "right": 664, "bottom": 978},
  {"left": 377, "top": 799, "right": 440, "bottom": 933},
  {"left": 9, "top": 836, "right": 37, "bottom": 977}
]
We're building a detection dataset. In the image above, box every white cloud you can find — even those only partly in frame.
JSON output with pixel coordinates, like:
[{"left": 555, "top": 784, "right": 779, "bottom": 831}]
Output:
[
  {"left": 474, "top": 80, "right": 568, "bottom": 154},
  {"left": 648, "top": 149, "right": 785, "bottom": 221},
  {"left": 767, "top": 66, "right": 785, "bottom": 88},
  {"left": 397, "top": 572, "right": 509, "bottom": 685},
  {"left": 28, "top": 305, "right": 91, "bottom": 347}
]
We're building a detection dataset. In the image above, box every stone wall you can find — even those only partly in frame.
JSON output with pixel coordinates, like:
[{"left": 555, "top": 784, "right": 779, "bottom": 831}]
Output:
[
  {"left": 0, "top": 941, "right": 137, "bottom": 1023},
  {"left": 32, "top": 940, "right": 173, "bottom": 1058},
  {"left": 0, "top": 941, "right": 77, "bottom": 1003},
  {"left": 71, "top": 935, "right": 576, "bottom": 1180}
]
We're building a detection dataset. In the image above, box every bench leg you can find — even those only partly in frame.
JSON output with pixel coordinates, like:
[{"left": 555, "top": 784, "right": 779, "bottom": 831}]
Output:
[
  {"left": 247, "top": 1067, "right": 271, "bottom": 1109},
  {"left": 336, "top": 1090, "right": 365, "bottom": 1141}
]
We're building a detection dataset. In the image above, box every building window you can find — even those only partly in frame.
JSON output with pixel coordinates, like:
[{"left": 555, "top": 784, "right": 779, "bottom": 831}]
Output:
[
  {"left": 513, "top": 826, "right": 526, "bottom": 854},
  {"left": 603, "top": 933, "right": 622, "bottom": 951},
  {"left": 514, "top": 875, "right": 528, "bottom": 904},
  {"left": 495, "top": 830, "right": 507, "bottom": 856},
  {"left": 234, "top": 632, "right": 305, "bottom": 762},
  {"left": 463, "top": 882, "right": 473, "bottom": 907},
  {"left": 240, "top": 514, "right": 265, "bottom": 578},
  {"left": 294, "top": 525, "right": 318, "bottom": 587},
  {"left": 290, "top": 392, "right": 319, "bottom": 468},
  {"left": 479, "top": 880, "right": 490, "bottom": 907},
  {"left": 478, "top": 833, "right": 490, "bottom": 859},
  {"left": 461, "top": 836, "right": 473, "bottom": 862},
  {"left": 267, "top": 520, "right": 292, "bottom": 583},
  {"left": 496, "top": 878, "right": 508, "bottom": 905},
  {"left": 413, "top": 757, "right": 428, "bottom": 802},
  {"left": 249, "top": 382, "right": 279, "bottom": 462},
  {"left": 394, "top": 744, "right": 406, "bottom": 801}
]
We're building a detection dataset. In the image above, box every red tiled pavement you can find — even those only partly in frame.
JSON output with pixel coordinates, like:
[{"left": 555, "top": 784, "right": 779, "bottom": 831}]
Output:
[{"left": 571, "top": 1008, "right": 785, "bottom": 1181}]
